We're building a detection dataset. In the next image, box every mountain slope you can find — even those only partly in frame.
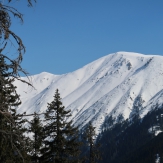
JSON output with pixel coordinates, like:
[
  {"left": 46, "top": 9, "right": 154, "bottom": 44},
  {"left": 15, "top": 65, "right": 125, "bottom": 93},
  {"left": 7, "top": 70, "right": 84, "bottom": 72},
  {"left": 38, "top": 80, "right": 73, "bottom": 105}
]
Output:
[
  {"left": 97, "top": 106, "right": 163, "bottom": 163},
  {"left": 15, "top": 51, "right": 163, "bottom": 134}
]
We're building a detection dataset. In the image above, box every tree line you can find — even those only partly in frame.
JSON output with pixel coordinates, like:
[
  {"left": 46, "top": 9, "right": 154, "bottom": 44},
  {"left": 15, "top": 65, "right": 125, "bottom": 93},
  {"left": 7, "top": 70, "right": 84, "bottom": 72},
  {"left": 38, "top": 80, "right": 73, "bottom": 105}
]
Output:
[
  {"left": 0, "top": 72, "right": 101, "bottom": 163},
  {"left": 0, "top": 74, "right": 101, "bottom": 163},
  {"left": 0, "top": 1, "right": 102, "bottom": 162},
  {"left": 96, "top": 106, "right": 163, "bottom": 163}
]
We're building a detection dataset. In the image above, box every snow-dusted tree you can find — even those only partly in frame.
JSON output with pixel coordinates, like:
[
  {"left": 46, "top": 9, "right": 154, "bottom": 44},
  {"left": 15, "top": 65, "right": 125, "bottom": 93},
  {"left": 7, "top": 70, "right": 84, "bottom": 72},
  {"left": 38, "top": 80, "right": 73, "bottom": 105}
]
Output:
[{"left": 41, "top": 89, "right": 81, "bottom": 163}]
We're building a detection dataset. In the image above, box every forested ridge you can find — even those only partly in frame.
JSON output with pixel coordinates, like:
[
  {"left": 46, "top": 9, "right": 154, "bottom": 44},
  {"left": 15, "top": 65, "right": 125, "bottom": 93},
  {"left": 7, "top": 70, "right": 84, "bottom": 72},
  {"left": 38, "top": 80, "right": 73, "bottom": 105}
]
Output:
[{"left": 96, "top": 106, "right": 163, "bottom": 163}]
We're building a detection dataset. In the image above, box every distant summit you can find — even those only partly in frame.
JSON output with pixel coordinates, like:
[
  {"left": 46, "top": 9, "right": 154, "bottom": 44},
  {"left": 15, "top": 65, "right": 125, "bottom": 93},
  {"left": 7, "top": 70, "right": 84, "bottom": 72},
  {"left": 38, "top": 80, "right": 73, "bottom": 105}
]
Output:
[{"left": 15, "top": 52, "right": 163, "bottom": 134}]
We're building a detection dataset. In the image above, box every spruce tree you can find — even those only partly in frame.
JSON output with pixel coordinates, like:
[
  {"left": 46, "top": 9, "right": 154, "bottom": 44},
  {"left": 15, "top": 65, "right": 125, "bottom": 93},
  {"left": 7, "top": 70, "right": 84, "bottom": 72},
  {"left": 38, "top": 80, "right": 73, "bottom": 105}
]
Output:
[
  {"left": 84, "top": 122, "right": 101, "bottom": 163},
  {"left": 41, "top": 89, "right": 81, "bottom": 163},
  {"left": 0, "top": 56, "right": 30, "bottom": 162},
  {"left": 28, "top": 112, "right": 44, "bottom": 163},
  {"left": 0, "top": 1, "right": 37, "bottom": 162},
  {"left": 10, "top": 109, "right": 31, "bottom": 162}
]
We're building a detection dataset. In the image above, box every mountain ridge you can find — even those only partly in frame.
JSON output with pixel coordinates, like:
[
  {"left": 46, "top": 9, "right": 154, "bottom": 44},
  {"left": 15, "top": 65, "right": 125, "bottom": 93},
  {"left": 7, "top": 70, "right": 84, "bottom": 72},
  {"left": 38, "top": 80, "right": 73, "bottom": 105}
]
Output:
[{"left": 15, "top": 51, "right": 163, "bottom": 134}]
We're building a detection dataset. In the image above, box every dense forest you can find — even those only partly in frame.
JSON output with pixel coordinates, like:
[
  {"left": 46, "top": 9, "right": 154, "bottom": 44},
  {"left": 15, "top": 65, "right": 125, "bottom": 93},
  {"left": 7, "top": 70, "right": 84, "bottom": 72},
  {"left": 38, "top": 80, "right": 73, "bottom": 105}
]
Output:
[{"left": 95, "top": 106, "right": 163, "bottom": 163}]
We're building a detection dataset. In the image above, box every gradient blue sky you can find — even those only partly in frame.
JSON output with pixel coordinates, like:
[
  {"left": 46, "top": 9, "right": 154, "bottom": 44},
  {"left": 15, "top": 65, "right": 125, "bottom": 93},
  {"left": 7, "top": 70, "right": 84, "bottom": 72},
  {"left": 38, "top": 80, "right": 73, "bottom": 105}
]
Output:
[{"left": 9, "top": 0, "right": 163, "bottom": 75}]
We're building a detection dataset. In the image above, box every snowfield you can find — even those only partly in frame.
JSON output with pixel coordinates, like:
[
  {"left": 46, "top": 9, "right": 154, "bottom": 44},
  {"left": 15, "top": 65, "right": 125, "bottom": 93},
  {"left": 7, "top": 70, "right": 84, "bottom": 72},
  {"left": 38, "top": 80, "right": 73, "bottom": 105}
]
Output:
[{"left": 15, "top": 52, "right": 163, "bottom": 134}]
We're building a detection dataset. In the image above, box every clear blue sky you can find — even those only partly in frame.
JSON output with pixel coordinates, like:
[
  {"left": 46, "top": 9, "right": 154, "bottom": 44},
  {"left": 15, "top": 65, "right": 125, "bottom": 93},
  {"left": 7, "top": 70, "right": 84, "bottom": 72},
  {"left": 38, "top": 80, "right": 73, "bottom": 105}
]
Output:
[{"left": 8, "top": 0, "right": 163, "bottom": 75}]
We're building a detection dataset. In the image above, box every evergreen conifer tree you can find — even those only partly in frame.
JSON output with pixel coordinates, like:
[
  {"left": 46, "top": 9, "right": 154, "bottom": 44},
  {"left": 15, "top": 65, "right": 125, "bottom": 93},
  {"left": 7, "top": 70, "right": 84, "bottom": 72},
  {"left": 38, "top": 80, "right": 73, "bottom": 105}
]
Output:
[
  {"left": 0, "top": 56, "right": 30, "bottom": 162},
  {"left": 41, "top": 89, "right": 81, "bottom": 163},
  {"left": 0, "top": 1, "right": 37, "bottom": 162},
  {"left": 84, "top": 122, "right": 101, "bottom": 163},
  {"left": 28, "top": 112, "right": 44, "bottom": 163}
]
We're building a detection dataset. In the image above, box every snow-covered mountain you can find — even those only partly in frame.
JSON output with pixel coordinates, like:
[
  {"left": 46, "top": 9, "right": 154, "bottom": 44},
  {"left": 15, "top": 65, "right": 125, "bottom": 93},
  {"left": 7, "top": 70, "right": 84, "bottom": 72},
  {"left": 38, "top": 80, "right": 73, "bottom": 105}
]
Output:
[{"left": 15, "top": 52, "right": 163, "bottom": 134}]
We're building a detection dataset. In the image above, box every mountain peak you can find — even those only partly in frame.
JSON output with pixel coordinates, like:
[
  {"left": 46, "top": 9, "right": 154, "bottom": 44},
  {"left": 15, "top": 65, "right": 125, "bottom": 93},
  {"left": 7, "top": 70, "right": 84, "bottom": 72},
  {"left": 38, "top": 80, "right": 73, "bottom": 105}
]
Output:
[{"left": 15, "top": 52, "right": 163, "bottom": 134}]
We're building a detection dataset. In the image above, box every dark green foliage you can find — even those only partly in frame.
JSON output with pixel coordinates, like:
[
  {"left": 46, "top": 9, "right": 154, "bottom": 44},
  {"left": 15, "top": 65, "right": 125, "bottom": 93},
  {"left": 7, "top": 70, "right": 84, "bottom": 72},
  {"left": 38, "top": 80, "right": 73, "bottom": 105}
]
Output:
[
  {"left": 84, "top": 122, "right": 101, "bottom": 163},
  {"left": 96, "top": 106, "right": 163, "bottom": 163},
  {"left": 0, "top": 1, "right": 36, "bottom": 162},
  {"left": 118, "top": 132, "right": 163, "bottom": 163},
  {"left": 0, "top": 56, "right": 30, "bottom": 162},
  {"left": 10, "top": 110, "right": 31, "bottom": 163},
  {"left": 41, "top": 89, "right": 81, "bottom": 163},
  {"left": 29, "top": 112, "right": 43, "bottom": 163}
]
